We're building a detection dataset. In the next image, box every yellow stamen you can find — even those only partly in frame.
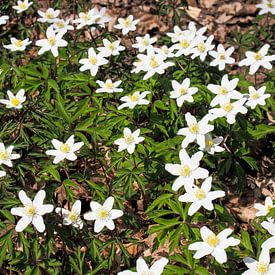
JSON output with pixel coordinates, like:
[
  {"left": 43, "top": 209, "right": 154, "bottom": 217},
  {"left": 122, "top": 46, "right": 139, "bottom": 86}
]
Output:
[
  {"left": 11, "top": 98, "right": 20, "bottom": 106},
  {"left": 254, "top": 52, "right": 262, "bottom": 61},
  {"left": 89, "top": 57, "right": 97, "bottom": 65},
  {"left": 267, "top": 2, "right": 274, "bottom": 8},
  {"left": 124, "top": 135, "right": 134, "bottom": 144},
  {"left": 98, "top": 209, "right": 109, "bottom": 220},
  {"left": 25, "top": 205, "right": 36, "bottom": 216},
  {"left": 267, "top": 204, "right": 273, "bottom": 213},
  {"left": 82, "top": 13, "right": 90, "bottom": 22},
  {"left": 149, "top": 57, "right": 158, "bottom": 68},
  {"left": 46, "top": 12, "right": 54, "bottom": 19},
  {"left": 108, "top": 43, "right": 115, "bottom": 50},
  {"left": 56, "top": 21, "right": 65, "bottom": 28},
  {"left": 223, "top": 103, "right": 233, "bottom": 112},
  {"left": 219, "top": 87, "right": 228, "bottom": 95},
  {"left": 14, "top": 40, "right": 23, "bottom": 47},
  {"left": 206, "top": 234, "right": 219, "bottom": 247},
  {"left": 179, "top": 165, "right": 190, "bottom": 177},
  {"left": 19, "top": 2, "right": 27, "bottom": 9},
  {"left": 123, "top": 18, "right": 132, "bottom": 27},
  {"left": 195, "top": 189, "right": 206, "bottom": 200},
  {"left": 48, "top": 37, "right": 56, "bottom": 46},
  {"left": 142, "top": 39, "right": 149, "bottom": 46},
  {"left": 60, "top": 144, "right": 70, "bottom": 153},
  {"left": 256, "top": 262, "right": 269, "bottom": 273},
  {"left": 197, "top": 43, "right": 206, "bottom": 52},
  {"left": 179, "top": 87, "right": 187, "bottom": 95},
  {"left": 129, "top": 93, "right": 139, "bottom": 102},
  {"left": 219, "top": 53, "right": 226, "bottom": 60},
  {"left": 206, "top": 139, "right": 214, "bottom": 147},
  {"left": 180, "top": 39, "right": 190, "bottom": 49},
  {"left": 68, "top": 211, "right": 79, "bottom": 222},
  {"left": 251, "top": 92, "right": 259, "bottom": 100},
  {"left": 189, "top": 123, "right": 199, "bottom": 134},
  {"left": 106, "top": 82, "right": 113, "bottom": 89},
  {"left": 0, "top": 151, "right": 8, "bottom": 160}
]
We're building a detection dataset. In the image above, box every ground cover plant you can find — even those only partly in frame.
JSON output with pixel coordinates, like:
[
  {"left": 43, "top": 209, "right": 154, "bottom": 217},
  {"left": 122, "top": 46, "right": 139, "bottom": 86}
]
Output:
[{"left": 0, "top": 0, "right": 274, "bottom": 274}]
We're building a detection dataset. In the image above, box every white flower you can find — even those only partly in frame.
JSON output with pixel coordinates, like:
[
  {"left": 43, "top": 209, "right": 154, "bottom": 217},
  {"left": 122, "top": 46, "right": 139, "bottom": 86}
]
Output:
[
  {"left": 114, "top": 15, "right": 139, "bottom": 35},
  {"left": 184, "top": 21, "right": 207, "bottom": 40},
  {"left": 256, "top": 0, "right": 275, "bottom": 15},
  {"left": 243, "top": 248, "right": 275, "bottom": 275},
  {"left": 132, "top": 34, "right": 157, "bottom": 53},
  {"left": 177, "top": 112, "right": 214, "bottom": 148},
  {"left": 118, "top": 91, "right": 150, "bottom": 110},
  {"left": 167, "top": 25, "right": 186, "bottom": 43},
  {"left": 0, "top": 143, "right": 20, "bottom": 167},
  {"left": 35, "top": 26, "right": 67, "bottom": 57},
  {"left": 37, "top": 8, "right": 60, "bottom": 23},
  {"left": 254, "top": 197, "right": 274, "bottom": 217},
  {"left": 170, "top": 78, "right": 198, "bottom": 107},
  {"left": 89, "top": 7, "right": 111, "bottom": 27},
  {"left": 191, "top": 35, "right": 215, "bottom": 61},
  {"left": 0, "top": 89, "right": 26, "bottom": 109},
  {"left": 245, "top": 86, "right": 271, "bottom": 109},
  {"left": 154, "top": 45, "right": 175, "bottom": 58},
  {"left": 261, "top": 217, "right": 275, "bottom": 236},
  {"left": 98, "top": 39, "right": 125, "bottom": 57},
  {"left": 171, "top": 32, "right": 197, "bottom": 57},
  {"left": 45, "top": 135, "right": 84, "bottom": 164},
  {"left": 188, "top": 226, "right": 240, "bottom": 264},
  {"left": 239, "top": 44, "right": 275, "bottom": 75},
  {"left": 3, "top": 37, "right": 31, "bottom": 52},
  {"left": 96, "top": 79, "right": 123, "bottom": 94},
  {"left": 165, "top": 149, "right": 209, "bottom": 191},
  {"left": 83, "top": 196, "right": 123, "bottom": 233},
  {"left": 262, "top": 236, "right": 275, "bottom": 250},
  {"left": 0, "top": 170, "right": 6, "bottom": 177},
  {"left": 118, "top": 257, "right": 168, "bottom": 275},
  {"left": 56, "top": 200, "right": 83, "bottom": 229},
  {"left": 207, "top": 74, "right": 243, "bottom": 107},
  {"left": 0, "top": 15, "right": 9, "bottom": 25},
  {"left": 52, "top": 19, "right": 74, "bottom": 33},
  {"left": 209, "top": 44, "right": 235, "bottom": 70},
  {"left": 11, "top": 190, "right": 53, "bottom": 232},
  {"left": 133, "top": 49, "right": 174, "bottom": 80},
  {"left": 73, "top": 10, "right": 94, "bottom": 29},
  {"left": 114, "top": 128, "right": 144, "bottom": 154},
  {"left": 79, "top": 47, "right": 108, "bottom": 76},
  {"left": 179, "top": 177, "right": 225, "bottom": 216},
  {"left": 12, "top": 0, "right": 32, "bottom": 14},
  {"left": 208, "top": 98, "right": 248, "bottom": 124},
  {"left": 199, "top": 134, "right": 224, "bottom": 155}
]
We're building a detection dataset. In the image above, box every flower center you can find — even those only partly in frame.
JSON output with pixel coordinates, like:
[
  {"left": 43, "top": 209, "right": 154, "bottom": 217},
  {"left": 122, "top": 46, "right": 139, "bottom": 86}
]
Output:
[
  {"left": 256, "top": 262, "right": 269, "bottom": 274},
  {"left": 25, "top": 205, "right": 36, "bottom": 217},
  {"left": 197, "top": 43, "right": 206, "bottom": 52},
  {"left": 56, "top": 21, "right": 65, "bottom": 28},
  {"left": 251, "top": 92, "right": 259, "bottom": 100},
  {"left": 14, "top": 40, "right": 23, "bottom": 47},
  {"left": 219, "top": 53, "right": 226, "bottom": 60},
  {"left": 180, "top": 39, "right": 190, "bottom": 49},
  {"left": 60, "top": 144, "right": 70, "bottom": 153},
  {"left": 89, "top": 57, "right": 97, "bottom": 65},
  {"left": 179, "top": 165, "right": 190, "bottom": 177},
  {"left": 254, "top": 52, "right": 262, "bottom": 61},
  {"left": 223, "top": 103, "right": 233, "bottom": 112},
  {"left": 267, "top": 204, "right": 273, "bottom": 213},
  {"left": 267, "top": 2, "right": 274, "bottom": 8},
  {"left": 106, "top": 82, "right": 113, "bottom": 89},
  {"left": 46, "top": 12, "right": 54, "bottom": 19},
  {"left": 206, "top": 234, "right": 219, "bottom": 247},
  {"left": 124, "top": 135, "right": 134, "bottom": 144},
  {"left": 0, "top": 151, "right": 8, "bottom": 160},
  {"left": 189, "top": 123, "right": 199, "bottom": 134},
  {"left": 108, "top": 43, "right": 115, "bottom": 50},
  {"left": 19, "top": 2, "right": 27, "bottom": 9},
  {"left": 98, "top": 209, "right": 109, "bottom": 220},
  {"left": 129, "top": 93, "right": 139, "bottom": 102},
  {"left": 206, "top": 139, "right": 214, "bottom": 147},
  {"left": 179, "top": 87, "right": 187, "bottom": 95},
  {"left": 11, "top": 98, "right": 20, "bottom": 106},
  {"left": 124, "top": 18, "right": 132, "bottom": 27},
  {"left": 149, "top": 57, "right": 158, "bottom": 68},
  {"left": 142, "top": 39, "right": 149, "bottom": 46},
  {"left": 195, "top": 189, "right": 206, "bottom": 200},
  {"left": 219, "top": 87, "right": 228, "bottom": 95},
  {"left": 68, "top": 211, "right": 79, "bottom": 222},
  {"left": 48, "top": 36, "right": 56, "bottom": 46},
  {"left": 94, "top": 17, "right": 101, "bottom": 23},
  {"left": 82, "top": 13, "right": 90, "bottom": 22}
]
